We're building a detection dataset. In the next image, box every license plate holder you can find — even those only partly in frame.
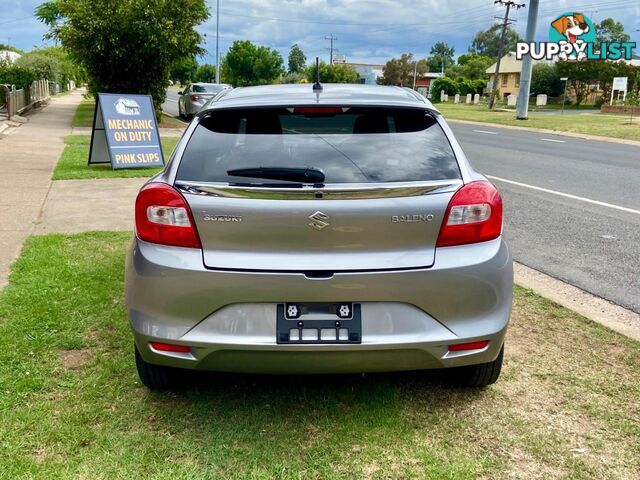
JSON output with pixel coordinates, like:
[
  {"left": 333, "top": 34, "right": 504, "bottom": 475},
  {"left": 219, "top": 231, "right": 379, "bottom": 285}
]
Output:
[{"left": 276, "top": 302, "right": 362, "bottom": 344}]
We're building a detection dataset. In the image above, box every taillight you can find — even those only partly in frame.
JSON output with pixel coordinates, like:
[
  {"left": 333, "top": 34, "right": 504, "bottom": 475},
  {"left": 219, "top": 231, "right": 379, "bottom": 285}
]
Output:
[
  {"left": 135, "top": 183, "right": 201, "bottom": 248},
  {"left": 437, "top": 181, "right": 503, "bottom": 247},
  {"left": 190, "top": 95, "right": 202, "bottom": 101}
]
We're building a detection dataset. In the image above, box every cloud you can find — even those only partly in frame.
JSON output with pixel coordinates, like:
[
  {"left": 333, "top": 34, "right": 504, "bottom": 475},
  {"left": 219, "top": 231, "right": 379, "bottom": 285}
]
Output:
[{"left": 3, "top": 0, "right": 639, "bottom": 65}]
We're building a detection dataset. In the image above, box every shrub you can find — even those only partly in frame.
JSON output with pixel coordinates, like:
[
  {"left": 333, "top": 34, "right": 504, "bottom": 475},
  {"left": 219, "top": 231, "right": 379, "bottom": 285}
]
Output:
[
  {"left": 0, "top": 66, "right": 36, "bottom": 89},
  {"left": 430, "top": 77, "right": 459, "bottom": 102}
]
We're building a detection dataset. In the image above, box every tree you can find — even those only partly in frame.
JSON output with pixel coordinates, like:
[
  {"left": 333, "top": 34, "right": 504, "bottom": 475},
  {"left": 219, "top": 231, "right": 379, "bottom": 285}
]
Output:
[
  {"left": 470, "top": 24, "right": 523, "bottom": 59},
  {"left": 595, "top": 18, "right": 630, "bottom": 45},
  {"left": 427, "top": 42, "right": 454, "bottom": 73},
  {"left": 446, "top": 53, "right": 492, "bottom": 80},
  {"left": 36, "top": 0, "right": 209, "bottom": 118},
  {"left": 194, "top": 63, "right": 216, "bottom": 83},
  {"left": 12, "top": 47, "right": 84, "bottom": 90},
  {"left": 304, "top": 61, "right": 358, "bottom": 83},
  {"left": 14, "top": 52, "right": 60, "bottom": 81},
  {"left": 288, "top": 44, "right": 306, "bottom": 73},
  {"left": 379, "top": 53, "right": 427, "bottom": 87},
  {"left": 170, "top": 56, "right": 198, "bottom": 85},
  {"left": 0, "top": 44, "right": 25, "bottom": 54},
  {"left": 221, "top": 40, "right": 284, "bottom": 87},
  {"left": 281, "top": 72, "right": 306, "bottom": 84},
  {"left": 625, "top": 89, "right": 639, "bottom": 123},
  {"left": 530, "top": 63, "right": 562, "bottom": 97}
]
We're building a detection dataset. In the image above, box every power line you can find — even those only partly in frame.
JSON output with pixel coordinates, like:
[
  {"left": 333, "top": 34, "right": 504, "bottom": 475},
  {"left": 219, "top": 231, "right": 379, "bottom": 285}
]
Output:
[{"left": 488, "top": 0, "right": 525, "bottom": 110}]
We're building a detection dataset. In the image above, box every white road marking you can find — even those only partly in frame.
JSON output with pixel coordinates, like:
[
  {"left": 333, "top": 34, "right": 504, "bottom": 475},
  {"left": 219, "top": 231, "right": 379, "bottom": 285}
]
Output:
[
  {"left": 540, "top": 138, "right": 566, "bottom": 143},
  {"left": 486, "top": 175, "right": 640, "bottom": 216},
  {"left": 472, "top": 129, "right": 498, "bottom": 135},
  {"left": 164, "top": 99, "right": 178, "bottom": 103}
]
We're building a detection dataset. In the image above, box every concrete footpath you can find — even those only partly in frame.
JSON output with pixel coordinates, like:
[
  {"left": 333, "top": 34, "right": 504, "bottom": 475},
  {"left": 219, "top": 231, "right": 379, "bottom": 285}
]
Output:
[{"left": 0, "top": 90, "right": 84, "bottom": 288}]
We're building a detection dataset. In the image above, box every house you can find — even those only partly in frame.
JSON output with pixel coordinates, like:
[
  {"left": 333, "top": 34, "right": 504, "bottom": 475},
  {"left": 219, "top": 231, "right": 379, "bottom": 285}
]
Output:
[
  {"left": 343, "top": 63, "right": 385, "bottom": 85},
  {"left": 114, "top": 97, "right": 141, "bottom": 116},
  {"left": 415, "top": 72, "right": 443, "bottom": 97},
  {"left": 0, "top": 50, "right": 21, "bottom": 65},
  {"left": 486, "top": 52, "right": 522, "bottom": 99}
]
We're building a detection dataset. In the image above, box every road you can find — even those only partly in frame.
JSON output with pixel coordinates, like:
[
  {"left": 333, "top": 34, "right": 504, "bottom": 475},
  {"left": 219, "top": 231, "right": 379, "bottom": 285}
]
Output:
[
  {"left": 163, "top": 90, "right": 180, "bottom": 118},
  {"left": 449, "top": 122, "right": 640, "bottom": 313}
]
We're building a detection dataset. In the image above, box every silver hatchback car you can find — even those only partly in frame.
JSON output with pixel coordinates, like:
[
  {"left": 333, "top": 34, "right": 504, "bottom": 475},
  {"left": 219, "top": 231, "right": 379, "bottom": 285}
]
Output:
[
  {"left": 177, "top": 82, "right": 232, "bottom": 119},
  {"left": 126, "top": 84, "right": 513, "bottom": 389}
]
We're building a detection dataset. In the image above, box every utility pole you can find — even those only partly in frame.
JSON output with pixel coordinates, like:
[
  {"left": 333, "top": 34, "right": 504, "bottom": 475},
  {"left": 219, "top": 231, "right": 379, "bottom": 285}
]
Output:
[
  {"left": 215, "top": 0, "right": 220, "bottom": 83},
  {"left": 515, "top": 0, "right": 539, "bottom": 119},
  {"left": 325, "top": 34, "right": 337, "bottom": 65},
  {"left": 488, "top": 0, "right": 525, "bottom": 110}
]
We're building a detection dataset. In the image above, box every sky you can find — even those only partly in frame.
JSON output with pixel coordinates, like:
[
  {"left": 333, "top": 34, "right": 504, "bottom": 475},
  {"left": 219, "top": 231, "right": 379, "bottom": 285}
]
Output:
[{"left": 1, "top": 0, "right": 639, "bottom": 66}]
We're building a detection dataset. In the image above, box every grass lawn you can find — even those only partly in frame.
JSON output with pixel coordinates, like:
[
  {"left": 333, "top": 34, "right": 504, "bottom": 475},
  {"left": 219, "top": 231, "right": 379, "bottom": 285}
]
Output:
[
  {"left": 71, "top": 97, "right": 186, "bottom": 128},
  {"left": 437, "top": 103, "right": 640, "bottom": 141},
  {"left": 1, "top": 232, "right": 639, "bottom": 479},
  {"left": 53, "top": 135, "right": 178, "bottom": 180},
  {"left": 71, "top": 98, "right": 96, "bottom": 127}
]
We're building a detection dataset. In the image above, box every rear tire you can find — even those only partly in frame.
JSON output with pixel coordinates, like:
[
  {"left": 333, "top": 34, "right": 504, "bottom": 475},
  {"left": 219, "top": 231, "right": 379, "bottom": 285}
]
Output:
[
  {"left": 135, "top": 345, "right": 183, "bottom": 390},
  {"left": 178, "top": 102, "right": 186, "bottom": 120},
  {"left": 455, "top": 345, "right": 504, "bottom": 388}
]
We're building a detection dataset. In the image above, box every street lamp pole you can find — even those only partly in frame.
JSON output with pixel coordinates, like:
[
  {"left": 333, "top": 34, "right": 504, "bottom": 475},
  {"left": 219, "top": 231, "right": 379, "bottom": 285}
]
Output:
[{"left": 215, "top": 0, "right": 220, "bottom": 84}]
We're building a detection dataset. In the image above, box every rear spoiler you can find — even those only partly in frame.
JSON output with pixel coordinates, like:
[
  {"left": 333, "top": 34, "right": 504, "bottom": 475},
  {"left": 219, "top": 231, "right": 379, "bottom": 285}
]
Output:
[{"left": 400, "top": 87, "right": 440, "bottom": 115}]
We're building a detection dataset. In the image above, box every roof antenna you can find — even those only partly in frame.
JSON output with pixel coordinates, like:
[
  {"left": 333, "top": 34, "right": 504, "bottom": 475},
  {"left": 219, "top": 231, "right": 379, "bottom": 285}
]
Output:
[{"left": 313, "top": 57, "right": 323, "bottom": 93}]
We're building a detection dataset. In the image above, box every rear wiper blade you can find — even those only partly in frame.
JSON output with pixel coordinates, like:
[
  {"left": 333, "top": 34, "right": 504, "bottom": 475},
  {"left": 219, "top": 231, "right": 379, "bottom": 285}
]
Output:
[{"left": 227, "top": 166, "right": 325, "bottom": 184}]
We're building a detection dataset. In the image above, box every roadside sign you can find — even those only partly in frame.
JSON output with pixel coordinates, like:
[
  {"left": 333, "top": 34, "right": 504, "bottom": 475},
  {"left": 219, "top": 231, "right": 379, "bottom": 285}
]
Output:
[
  {"left": 612, "top": 77, "right": 628, "bottom": 91},
  {"left": 610, "top": 77, "right": 628, "bottom": 105},
  {"left": 560, "top": 77, "right": 568, "bottom": 81},
  {"left": 88, "top": 93, "right": 164, "bottom": 169}
]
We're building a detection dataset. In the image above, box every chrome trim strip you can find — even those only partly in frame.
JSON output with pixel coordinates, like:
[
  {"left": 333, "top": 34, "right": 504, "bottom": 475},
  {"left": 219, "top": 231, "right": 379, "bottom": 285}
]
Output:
[{"left": 175, "top": 179, "right": 462, "bottom": 200}]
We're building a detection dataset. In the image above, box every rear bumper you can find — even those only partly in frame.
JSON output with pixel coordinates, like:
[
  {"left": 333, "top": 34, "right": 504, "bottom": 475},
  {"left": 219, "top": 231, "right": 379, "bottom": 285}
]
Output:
[
  {"left": 126, "top": 237, "right": 513, "bottom": 373},
  {"left": 186, "top": 101, "right": 206, "bottom": 115}
]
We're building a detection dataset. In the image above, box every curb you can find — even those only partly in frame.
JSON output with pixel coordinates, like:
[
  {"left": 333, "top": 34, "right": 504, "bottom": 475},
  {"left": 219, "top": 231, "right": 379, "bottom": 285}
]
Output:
[
  {"left": 447, "top": 118, "right": 640, "bottom": 147},
  {"left": 514, "top": 262, "right": 640, "bottom": 342}
]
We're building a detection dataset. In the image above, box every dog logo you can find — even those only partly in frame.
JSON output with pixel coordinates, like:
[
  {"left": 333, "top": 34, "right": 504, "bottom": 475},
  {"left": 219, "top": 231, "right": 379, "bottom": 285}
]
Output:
[{"left": 549, "top": 12, "right": 595, "bottom": 61}]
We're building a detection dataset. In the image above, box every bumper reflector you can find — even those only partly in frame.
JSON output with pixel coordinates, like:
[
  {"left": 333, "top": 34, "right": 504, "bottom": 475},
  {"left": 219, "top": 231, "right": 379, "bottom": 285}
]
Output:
[
  {"left": 150, "top": 342, "right": 191, "bottom": 353},
  {"left": 448, "top": 340, "right": 490, "bottom": 352}
]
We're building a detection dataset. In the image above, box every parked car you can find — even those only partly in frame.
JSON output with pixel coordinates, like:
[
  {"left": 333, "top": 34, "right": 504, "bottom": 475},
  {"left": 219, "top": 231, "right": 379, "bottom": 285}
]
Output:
[
  {"left": 177, "top": 82, "right": 231, "bottom": 119},
  {"left": 126, "top": 83, "right": 513, "bottom": 389}
]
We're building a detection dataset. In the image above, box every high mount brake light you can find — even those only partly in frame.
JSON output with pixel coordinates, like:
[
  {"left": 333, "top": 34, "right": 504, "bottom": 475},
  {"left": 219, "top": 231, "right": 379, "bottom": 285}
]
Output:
[
  {"left": 437, "top": 181, "right": 503, "bottom": 247},
  {"left": 289, "top": 107, "right": 348, "bottom": 115},
  {"left": 135, "top": 183, "right": 202, "bottom": 249}
]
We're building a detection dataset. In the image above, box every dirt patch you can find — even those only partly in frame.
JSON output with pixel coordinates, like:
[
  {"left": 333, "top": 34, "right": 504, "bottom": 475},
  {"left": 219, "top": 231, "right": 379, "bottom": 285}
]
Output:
[{"left": 58, "top": 349, "right": 91, "bottom": 370}]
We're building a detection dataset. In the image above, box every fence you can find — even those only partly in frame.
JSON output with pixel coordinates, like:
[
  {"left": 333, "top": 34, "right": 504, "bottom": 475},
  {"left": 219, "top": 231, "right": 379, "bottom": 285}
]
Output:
[{"left": 2, "top": 79, "right": 50, "bottom": 119}]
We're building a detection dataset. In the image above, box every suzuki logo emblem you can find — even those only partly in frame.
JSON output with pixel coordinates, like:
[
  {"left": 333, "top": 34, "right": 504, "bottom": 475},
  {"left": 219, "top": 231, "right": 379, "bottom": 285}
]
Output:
[{"left": 308, "top": 211, "right": 330, "bottom": 230}]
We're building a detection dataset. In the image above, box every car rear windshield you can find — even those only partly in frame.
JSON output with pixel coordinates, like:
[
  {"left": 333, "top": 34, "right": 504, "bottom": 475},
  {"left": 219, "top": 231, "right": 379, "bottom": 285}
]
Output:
[
  {"left": 176, "top": 107, "right": 461, "bottom": 184},
  {"left": 193, "top": 84, "right": 223, "bottom": 93}
]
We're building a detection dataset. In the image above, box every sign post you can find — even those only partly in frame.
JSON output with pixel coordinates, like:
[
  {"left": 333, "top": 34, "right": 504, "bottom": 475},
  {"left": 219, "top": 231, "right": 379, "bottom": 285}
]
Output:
[
  {"left": 560, "top": 77, "right": 568, "bottom": 115},
  {"left": 89, "top": 93, "right": 165, "bottom": 169}
]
